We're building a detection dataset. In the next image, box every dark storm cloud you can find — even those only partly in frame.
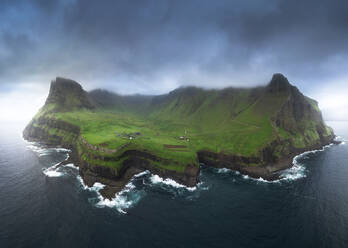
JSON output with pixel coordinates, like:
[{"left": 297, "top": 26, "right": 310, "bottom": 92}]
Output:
[{"left": 0, "top": 0, "right": 348, "bottom": 94}]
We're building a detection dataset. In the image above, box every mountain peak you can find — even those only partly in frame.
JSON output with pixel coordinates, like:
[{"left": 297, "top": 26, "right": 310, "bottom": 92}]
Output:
[
  {"left": 44, "top": 77, "right": 94, "bottom": 111},
  {"left": 267, "top": 73, "right": 292, "bottom": 93},
  {"left": 51, "top": 77, "right": 84, "bottom": 91}
]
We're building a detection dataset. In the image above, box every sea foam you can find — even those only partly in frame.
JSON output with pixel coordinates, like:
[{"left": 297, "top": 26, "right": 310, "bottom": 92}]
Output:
[
  {"left": 42, "top": 168, "right": 64, "bottom": 177},
  {"left": 77, "top": 171, "right": 147, "bottom": 214},
  {"left": 280, "top": 143, "right": 335, "bottom": 181},
  {"left": 149, "top": 174, "right": 197, "bottom": 191},
  {"left": 335, "top": 136, "right": 347, "bottom": 145},
  {"left": 95, "top": 182, "right": 138, "bottom": 214},
  {"left": 63, "top": 163, "right": 79, "bottom": 170},
  {"left": 217, "top": 168, "right": 232, "bottom": 173},
  {"left": 215, "top": 143, "right": 336, "bottom": 183},
  {"left": 42, "top": 162, "right": 65, "bottom": 177},
  {"left": 26, "top": 141, "right": 71, "bottom": 158}
]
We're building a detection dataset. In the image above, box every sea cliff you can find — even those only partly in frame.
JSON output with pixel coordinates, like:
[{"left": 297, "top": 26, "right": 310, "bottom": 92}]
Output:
[{"left": 23, "top": 75, "right": 336, "bottom": 198}]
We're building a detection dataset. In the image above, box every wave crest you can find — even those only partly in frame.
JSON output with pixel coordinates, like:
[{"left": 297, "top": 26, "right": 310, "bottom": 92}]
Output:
[
  {"left": 77, "top": 171, "right": 147, "bottom": 214},
  {"left": 149, "top": 174, "right": 197, "bottom": 191}
]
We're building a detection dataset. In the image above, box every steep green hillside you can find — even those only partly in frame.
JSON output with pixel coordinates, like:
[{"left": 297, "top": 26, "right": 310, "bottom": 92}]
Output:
[{"left": 24, "top": 74, "right": 335, "bottom": 195}]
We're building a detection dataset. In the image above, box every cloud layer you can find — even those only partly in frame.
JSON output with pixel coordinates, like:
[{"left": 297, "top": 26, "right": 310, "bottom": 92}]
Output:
[{"left": 0, "top": 0, "right": 347, "bottom": 119}]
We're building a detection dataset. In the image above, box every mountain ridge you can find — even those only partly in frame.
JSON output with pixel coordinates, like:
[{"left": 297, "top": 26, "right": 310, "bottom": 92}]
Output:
[{"left": 23, "top": 73, "right": 337, "bottom": 199}]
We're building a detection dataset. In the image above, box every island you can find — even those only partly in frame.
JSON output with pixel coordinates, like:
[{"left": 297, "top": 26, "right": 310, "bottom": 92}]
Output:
[{"left": 23, "top": 73, "right": 336, "bottom": 199}]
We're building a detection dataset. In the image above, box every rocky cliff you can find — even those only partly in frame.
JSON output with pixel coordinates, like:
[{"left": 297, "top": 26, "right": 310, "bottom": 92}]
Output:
[
  {"left": 23, "top": 74, "right": 337, "bottom": 198},
  {"left": 23, "top": 78, "right": 200, "bottom": 198},
  {"left": 44, "top": 77, "right": 95, "bottom": 112}
]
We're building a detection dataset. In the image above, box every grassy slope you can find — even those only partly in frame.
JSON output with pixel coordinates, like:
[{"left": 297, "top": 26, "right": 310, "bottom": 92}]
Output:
[{"left": 37, "top": 84, "right": 332, "bottom": 173}]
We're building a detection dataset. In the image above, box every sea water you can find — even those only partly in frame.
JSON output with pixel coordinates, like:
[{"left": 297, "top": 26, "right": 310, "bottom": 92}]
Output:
[{"left": 1, "top": 121, "right": 348, "bottom": 248}]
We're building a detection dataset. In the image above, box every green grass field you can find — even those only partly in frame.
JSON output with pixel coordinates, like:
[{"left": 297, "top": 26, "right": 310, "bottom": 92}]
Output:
[
  {"left": 34, "top": 76, "right": 333, "bottom": 173},
  {"left": 46, "top": 93, "right": 284, "bottom": 169}
]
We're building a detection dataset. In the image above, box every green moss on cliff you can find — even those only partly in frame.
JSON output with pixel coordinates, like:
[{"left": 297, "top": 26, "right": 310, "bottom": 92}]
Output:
[{"left": 25, "top": 73, "right": 335, "bottom": 175}]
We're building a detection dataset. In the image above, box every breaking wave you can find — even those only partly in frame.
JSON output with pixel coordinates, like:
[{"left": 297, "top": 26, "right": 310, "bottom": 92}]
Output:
[
  {"left": 149, "top": 174, "right": 197, "bottom": 191},
  {"left": 77, "top": 170, "right": 210, "bottom": 213},
  {"left": 213, "top": 143, "right": 336, "bottom": 183},
  {"left": 77, "top": 172, "right": 147, "bottom": 214},
  {"left": 42, "top": 167, "right": 64, "bottom": 177},
  {"left": 63, "top": 163, "right": 79, "bottom": 170},
  {"left": 279, "top": 143, "right": 334, "bottom": 181},
  {"left": 27, "top": 141, "right": 210, "bottom": 213},
  {"left": 77, "top": 175, "right": 88, "bottom": 190},
  {"left": 26, "top": 142, "right": 71, "bottom": 157},
  {"left": 95, "top": 182, "right": 141, "bottom": 214},
  {"left": 239, "top": 174, "right": 280, "bottom": 183},
  {"left": 335, "top": 136, "right": 347, "bottom": 145},
  {"left": 215, "top": 168, "right": 240, "bottom": 176},
  {"left": 25, "top": 141, "right": 72, "bottom": 178},
  {"left": 133, "top": 170, "right": 150, "bottom": 178},
  {"left": 42, "top": 162, "right": 65, "bottom": 177},
  {"left": 216, "top": 168, "right": 232, "bottom": 173}
]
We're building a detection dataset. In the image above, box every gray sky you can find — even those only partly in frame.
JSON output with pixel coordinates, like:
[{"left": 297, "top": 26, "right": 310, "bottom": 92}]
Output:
[{"left": 0, "top": 0, "right": 347, "bottom": 121}]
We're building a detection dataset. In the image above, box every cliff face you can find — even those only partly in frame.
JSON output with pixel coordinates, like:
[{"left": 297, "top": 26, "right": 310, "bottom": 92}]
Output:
[
  {"left": 23, "top": 74, "right": 336, "bottom": 197},
  {"left": 23, "top": 78, "right": 200, "bottom": 199},
  {"left": 268, "top": 74, "right": 334, "bottom": 149},
  {"left": 24, "top": 115, "right": 200, "bottom": 199},
  {"left": 196, "top": 74, "right": 335, "bottom": 176},
  {"left": 269, "top": 74, "right": 326, "bottom": 134},
  {"left": 44, "top": 77, "right": 95, "bottom": 112}
]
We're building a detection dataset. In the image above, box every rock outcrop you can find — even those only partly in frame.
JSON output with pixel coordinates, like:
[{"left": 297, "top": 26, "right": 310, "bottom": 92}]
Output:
[
  {"left": 45, "top": 77, "right": 95, "bottom": 112},
  {"left": 23, "top": 74, "right": 337, "bottom": 198}
]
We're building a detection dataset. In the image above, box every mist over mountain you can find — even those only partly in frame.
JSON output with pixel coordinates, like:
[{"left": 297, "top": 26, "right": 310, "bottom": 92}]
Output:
[{"left": 0, "top": 0, "right": 347, "bottom": 119}]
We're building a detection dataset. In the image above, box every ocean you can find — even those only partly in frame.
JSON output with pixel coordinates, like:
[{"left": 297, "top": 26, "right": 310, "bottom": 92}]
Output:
[{"left": 1, "top": 121, "right": 348, "bottom": 248}]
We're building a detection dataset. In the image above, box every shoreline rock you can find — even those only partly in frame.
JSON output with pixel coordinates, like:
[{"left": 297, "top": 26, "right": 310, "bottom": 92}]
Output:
[{"left": 23, "top": 119, "right": 338, "bottom": 200}]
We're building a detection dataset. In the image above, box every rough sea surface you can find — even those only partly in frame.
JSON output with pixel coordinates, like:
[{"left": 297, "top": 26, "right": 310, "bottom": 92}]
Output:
[{"left": 1, "top": 121, "right": 348, "bottom": 248}]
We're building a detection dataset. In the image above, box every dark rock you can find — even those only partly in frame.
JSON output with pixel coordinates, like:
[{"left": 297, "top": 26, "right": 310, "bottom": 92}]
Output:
[
  {"left": 267, "top": 73, "right": 292, "bottom": 93},
  {"left": 45, "top": 77, "right": 95, "bottom": 111}
]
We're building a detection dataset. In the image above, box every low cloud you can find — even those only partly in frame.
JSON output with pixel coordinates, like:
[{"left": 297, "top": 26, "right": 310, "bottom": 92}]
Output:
[{"left": 0, "top": 0, "right": 347, "bottom": 120}]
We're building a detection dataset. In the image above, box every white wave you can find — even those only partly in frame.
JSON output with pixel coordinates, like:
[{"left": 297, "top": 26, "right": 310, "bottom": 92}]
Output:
[
  {"left": 196, "top": 181, "right": 210, "bottom": 191},
  {"left": 279, "top": 144, "right": 334, "bottom": 181},
  {"left": 242, "top": 175, "right": 249, "bottom": 180},
  {"left": 244, "top": 143, "right": 334, "bottom": 183},
  {"left": 95, "top": 182, "right": 137, "bottom": 214},
  {"left": 90, "top": 182, "right": 105, "bottom": 191},
  {"left": 64, "top": 163, "right": 79, "bottom": 170},
  {"left": 280, "top": 164, "right": 306, "bottom": 181},
  {"left": 77, "top": 175, "right": 88, "bottom": 190},
  {"left": 215, "top": 143, "right": 335, "bottom": 184},
  {"left": 26, "top": 142, "right": 71, "bottom": 157},
  {"left": 133, "top": 170, "right": 150, "bottom": 178},
  {"left": 26, "top": 143, "right": 49, "bottom": 156},
  {"left": 239, "top": 174, "right": 280, "bottom": 183},
  {"left": 42, "top": 163, "right": 64, "bottom": 177},
  {"left": 214, "top": 167, "right": 240, "bottom": 176},
  {"left": 335, "top": 136, "right": 347, "bottom": 145},
  {"left": 217, "top": 168, "right": 231, "bottom": 173},
  {"left": 43, "top": 169, "right": 64, "bottom": 177},
  {"left": 149, "top": 174, "right": 197, "bottom": 191},
  {"left": 255, "top": 177, "right": 271, "bottom": 183},
  {"left": 77, "top": 174, "right": 143, "bottom": 214},
  {"left": 54, "top": 148, "right": 71, "bottom": 153}
]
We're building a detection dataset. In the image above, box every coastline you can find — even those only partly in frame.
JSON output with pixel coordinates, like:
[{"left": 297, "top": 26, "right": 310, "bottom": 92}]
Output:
[
  {"left": 198, "top": 137, "right": 339, "bottom": 181},
  {"left": 23, "top": 126, "right": 339, "bottom": 200}
]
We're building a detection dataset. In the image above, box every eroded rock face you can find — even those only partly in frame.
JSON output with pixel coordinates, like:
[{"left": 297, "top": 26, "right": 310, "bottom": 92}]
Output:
[
  {"left": 23, "top": 116, "right": 200, "bottom": 199},
  {"left": 267, "top": 74, "right": 328, "bottom": 136},
  {"left": 267, "top": 73, "right": 293, "bottom": 93},
  {"left": 45, "top": 77, "right": 95, "bottom": 111},
  {"left": 23, "top": 74, "right": 336, "bottom": 198}
]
